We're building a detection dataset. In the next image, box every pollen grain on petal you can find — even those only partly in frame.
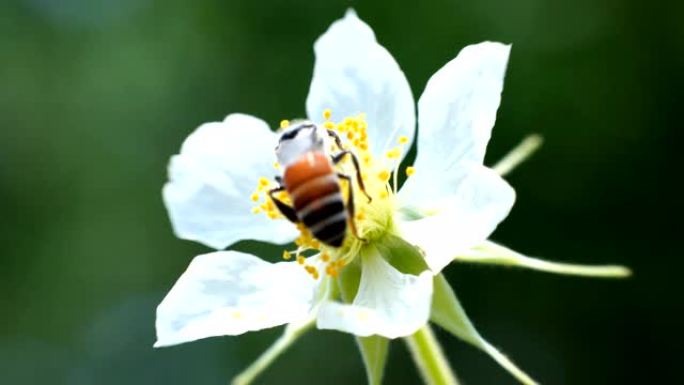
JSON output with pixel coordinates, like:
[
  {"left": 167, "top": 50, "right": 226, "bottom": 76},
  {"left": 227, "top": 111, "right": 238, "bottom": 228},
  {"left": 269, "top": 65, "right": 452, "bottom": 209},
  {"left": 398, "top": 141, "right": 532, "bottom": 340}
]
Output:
[{"left": 406, "top": 166, "right": 416, "bottom": 176}]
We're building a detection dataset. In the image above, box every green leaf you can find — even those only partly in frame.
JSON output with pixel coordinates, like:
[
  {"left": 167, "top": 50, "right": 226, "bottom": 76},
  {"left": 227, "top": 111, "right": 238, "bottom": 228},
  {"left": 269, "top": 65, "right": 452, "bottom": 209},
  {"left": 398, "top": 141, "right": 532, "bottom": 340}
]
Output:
[
  {"left": 375, "top": 233, "right": 429, "bottom": 275},
  {"left": 457, "top": 241, "right": 632, "bottom": 278},
  {"left": 356, "top": 335, "right": 390, "bottom": 385},
  {"left": 431, "top": 274, "right": 539, "bottom": 385}
]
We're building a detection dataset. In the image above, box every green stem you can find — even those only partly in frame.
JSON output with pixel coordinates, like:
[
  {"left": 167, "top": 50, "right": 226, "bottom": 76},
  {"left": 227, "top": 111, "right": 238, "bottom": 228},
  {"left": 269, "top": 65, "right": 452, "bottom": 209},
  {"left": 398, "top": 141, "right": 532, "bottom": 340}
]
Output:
[{"left": 404, "top": 325, "right": 460, "bottom": 385}]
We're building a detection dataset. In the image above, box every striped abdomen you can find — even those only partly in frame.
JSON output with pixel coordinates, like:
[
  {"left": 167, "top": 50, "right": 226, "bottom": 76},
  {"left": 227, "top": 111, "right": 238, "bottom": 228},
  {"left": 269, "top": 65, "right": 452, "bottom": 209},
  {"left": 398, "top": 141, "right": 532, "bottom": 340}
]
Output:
[{"left": 284, "top": 151, "right": 347, "bottom": 247}]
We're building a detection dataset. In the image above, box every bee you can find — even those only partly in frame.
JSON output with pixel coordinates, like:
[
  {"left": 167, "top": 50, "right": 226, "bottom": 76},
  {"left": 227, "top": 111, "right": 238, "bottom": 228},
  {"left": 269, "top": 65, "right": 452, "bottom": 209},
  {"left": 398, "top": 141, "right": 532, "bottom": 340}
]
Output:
[{"left": 269, "top": 121, "right": 371, "bottom": 247}]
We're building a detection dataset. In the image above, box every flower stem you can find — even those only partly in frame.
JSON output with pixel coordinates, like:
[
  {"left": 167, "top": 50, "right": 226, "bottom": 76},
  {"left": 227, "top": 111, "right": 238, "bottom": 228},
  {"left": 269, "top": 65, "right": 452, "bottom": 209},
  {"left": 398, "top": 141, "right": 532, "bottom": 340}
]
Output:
[{"left": 405, "top": 325, "right": 460, "bottom": 385}]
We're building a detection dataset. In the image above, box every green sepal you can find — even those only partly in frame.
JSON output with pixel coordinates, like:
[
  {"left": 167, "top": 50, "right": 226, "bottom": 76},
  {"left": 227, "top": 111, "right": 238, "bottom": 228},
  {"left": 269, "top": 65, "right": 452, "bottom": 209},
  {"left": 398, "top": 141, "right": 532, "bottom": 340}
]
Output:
[
  {"left": 457, "top": 241, "right": 631, "bottom": 278},
  {"left": 375, "top": 233, "right": 429, "bottom": 275},
  {"left": 355, "top": 335, "right": 390, "bottom": 385},
  {"left": 338, "top": 255, "right": 362, "bottom": 302},
  {"left": 431, "top": 274, "right": 539, "bottom": 385},
  {"left": 337, "top": 250, "right": 390, "bottom": 385}
]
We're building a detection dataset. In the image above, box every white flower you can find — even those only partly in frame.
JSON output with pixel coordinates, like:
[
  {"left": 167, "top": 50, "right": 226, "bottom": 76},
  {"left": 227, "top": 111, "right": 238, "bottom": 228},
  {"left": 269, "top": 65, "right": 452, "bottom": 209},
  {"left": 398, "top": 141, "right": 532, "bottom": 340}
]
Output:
[{"left": 156, "top": 9, "right": 630, "bottom": 385}]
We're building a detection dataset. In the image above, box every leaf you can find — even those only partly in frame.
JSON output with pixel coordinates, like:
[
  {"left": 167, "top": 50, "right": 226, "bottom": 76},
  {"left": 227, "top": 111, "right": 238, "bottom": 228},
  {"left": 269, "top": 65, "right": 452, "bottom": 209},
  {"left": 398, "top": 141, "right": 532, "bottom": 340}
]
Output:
[{"left": 431, "top": 274, "right": 539, "bottom": 385}]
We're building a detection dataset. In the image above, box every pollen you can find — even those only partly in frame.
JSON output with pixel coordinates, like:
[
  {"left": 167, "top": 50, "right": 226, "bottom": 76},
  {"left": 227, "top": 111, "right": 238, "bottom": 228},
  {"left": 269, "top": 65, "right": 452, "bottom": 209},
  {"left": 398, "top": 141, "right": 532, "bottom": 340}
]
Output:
[
  {"left": 259, "top": 177, "right": 270, "bottom": 188},
  {"left": 325, "top": 264, "right": 339, "bottom": 277},
  {"left": 378, "top": 169, "right": 391, "bottom": 182},
  {"left": 297, "top": 255, "right": 305, "bottom": 265},
  {"left": 323, "top": 121, "right": 335, "bottom": 129},
  {"left": 282, "top": 250, "right": 292, "bottom": 260},
  {"left": 250, "top": 193, "right": 260, "bottom": 202},
  {"left": 280, "top": 119, "right": 290, "bottom": 129},
  {"left": 398, "top": 135, "right": 409, "bottom": 145},
  {"left": 323, "top": 108, "right": 332, "bottom": 120},
  {"left": 273, "top": 162, "right": 280, "bottom": 170},
  {"left": 386, "top": 147, "right": 401, "bottom": 159},
  {"left": 406, "top": 166, "right": 416, "bottom": 176}
]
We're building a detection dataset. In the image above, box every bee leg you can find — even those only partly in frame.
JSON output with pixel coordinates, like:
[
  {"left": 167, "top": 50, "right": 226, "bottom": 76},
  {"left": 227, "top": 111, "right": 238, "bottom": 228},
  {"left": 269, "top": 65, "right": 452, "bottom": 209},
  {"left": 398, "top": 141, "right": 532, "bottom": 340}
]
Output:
[
  {"left": 268, "top": 186, "right": 299, "bottom": 224},
  {"left": 337, "top": 172, "right": 366, "bottom": 242},
  {"left": 332, "top": 151, "right": 372, "bottom": 203},
  {"left": 326, "top": 129, "right": 345, "bottom": 150}
]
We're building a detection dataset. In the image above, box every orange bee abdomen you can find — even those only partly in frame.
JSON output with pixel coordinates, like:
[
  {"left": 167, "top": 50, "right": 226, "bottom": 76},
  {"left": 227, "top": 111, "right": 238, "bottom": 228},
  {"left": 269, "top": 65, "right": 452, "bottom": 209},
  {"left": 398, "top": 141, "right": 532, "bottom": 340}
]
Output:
[{"left": 284, "top": 151, "right": 347, "bottom": 247}]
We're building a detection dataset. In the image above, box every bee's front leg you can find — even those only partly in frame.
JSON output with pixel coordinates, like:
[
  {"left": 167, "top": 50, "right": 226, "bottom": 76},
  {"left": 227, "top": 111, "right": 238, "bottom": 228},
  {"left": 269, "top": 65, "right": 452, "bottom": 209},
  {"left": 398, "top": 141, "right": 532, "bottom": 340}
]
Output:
[
  {"left": 268, "top": 185, "right": 299, "bottom": 224},
  {"left": 331, "top": 151, "right": 372, "bottom": 203},
  {"left": 337, "top": 172, "right": 366, "bottom": 242}
]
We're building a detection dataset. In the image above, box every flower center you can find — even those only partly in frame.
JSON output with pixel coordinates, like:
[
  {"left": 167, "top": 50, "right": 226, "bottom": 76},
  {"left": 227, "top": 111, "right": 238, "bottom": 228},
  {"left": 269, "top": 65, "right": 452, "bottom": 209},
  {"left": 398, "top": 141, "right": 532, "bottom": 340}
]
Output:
[{"left": 250, "top": 109, "right": 415, "bottom": 279}]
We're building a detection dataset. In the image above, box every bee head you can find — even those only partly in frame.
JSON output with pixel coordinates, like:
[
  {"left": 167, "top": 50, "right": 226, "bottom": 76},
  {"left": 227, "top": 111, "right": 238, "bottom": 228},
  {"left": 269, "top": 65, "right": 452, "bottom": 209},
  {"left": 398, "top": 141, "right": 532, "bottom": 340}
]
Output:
[{"left": 275, "top": 121, "right": 325, "bottom": 166}]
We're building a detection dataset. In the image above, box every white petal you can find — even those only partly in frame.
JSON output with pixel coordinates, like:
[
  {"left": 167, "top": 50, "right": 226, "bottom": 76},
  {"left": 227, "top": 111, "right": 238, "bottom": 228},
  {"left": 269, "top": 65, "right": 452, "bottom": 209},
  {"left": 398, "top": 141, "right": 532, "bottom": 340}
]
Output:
[
  {"left": 306, "top": 9, "right": 415, "bottom": 161},
  {"left": 163, "top": 113, "right": 298, "bottom": 249},
  {"left": 316, "top": 249, "right": 433, "bottom": 338},
  {"left": 155, "top": 251, "right": 316, "bottom": 347},
  {"left": 400, "top": 166, "right": 515, "bottom": 273},
  {"left": 399, "top": 42, "right": 510, "bottom": 208}
]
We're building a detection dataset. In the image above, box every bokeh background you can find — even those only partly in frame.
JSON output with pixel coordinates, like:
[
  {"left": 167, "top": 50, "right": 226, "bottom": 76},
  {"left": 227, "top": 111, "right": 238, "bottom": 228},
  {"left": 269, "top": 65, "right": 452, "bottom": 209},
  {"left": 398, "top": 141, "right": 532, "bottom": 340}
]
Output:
[{"left": 1, "top": 0, "right": 681, "bottom": 384}]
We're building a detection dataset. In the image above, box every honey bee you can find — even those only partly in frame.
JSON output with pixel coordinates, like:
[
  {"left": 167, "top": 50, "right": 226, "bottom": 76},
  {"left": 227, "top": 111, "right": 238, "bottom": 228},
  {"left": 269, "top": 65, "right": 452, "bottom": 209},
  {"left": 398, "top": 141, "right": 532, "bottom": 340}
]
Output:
[{"left": 270, "top": 121, "right": 371, "bottom": 247}]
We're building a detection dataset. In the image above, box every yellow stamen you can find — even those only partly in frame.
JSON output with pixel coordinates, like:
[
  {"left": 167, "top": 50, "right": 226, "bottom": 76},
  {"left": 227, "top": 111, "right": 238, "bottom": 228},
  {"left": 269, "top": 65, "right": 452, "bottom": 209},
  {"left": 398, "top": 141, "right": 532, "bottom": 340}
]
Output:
[
  {"left": 250, "top": 193, "right": 259, "bottom": 202},
  {"left": 321, "top": 253, "right": 330, "bottom": 262},
  {"left": 323, "top": 109, "right": 332, "bottom": 120},
  {"left": 273, "top": 162, "right": 280, "bottom": 170},
  {"left": 378, "top": 169, "right": 391, "bottom": 182},
  {"left": 406, "top": 166, "right": 416, "bottom": 176},
  {"left": 398, "top": 135, "right": 409, "bottom": 145},
  {"left": 251, "top": 207, "right": 261, "bottom": 214},
  {"left": 323, "top": 121, "right": 335, "bottom": 129},
  {"left": 280, "top": 119, "right": 290, "bottom": 129},
  {"left": 282, "top": 250, "right": 291, "bottom": 260},
  {"left": 297, "top": 255, "right": 305, "bottom": 265}
]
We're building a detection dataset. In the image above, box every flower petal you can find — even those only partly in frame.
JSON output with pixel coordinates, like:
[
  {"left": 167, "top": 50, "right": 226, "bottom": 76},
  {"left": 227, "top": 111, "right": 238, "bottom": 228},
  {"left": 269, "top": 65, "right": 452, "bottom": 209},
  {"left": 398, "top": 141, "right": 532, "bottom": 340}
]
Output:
[
  {"left": 163, "top": 113, "right": 298, "bottom": 249},
  {"left": 399, "top": 42, "right": 510, "bottom": 208},
  {"left": 306, "top": 9, "right": 415, "bottom": 161},
  {"left": 316, "top": 248, "right": 433, "bottom": 339},
  {"left": 400, "top": 166, "right": 515, "bottom": 273},
  {"left": 155, "top": 251, "right": 316, "bottom": 347}
]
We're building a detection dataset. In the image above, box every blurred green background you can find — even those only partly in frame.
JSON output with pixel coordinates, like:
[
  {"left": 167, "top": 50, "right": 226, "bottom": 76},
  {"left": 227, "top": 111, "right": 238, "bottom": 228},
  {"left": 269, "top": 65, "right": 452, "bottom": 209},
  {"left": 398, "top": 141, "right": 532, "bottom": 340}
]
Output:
[{"left": 1, "top": 0, "right": 681, "bottom": 384}]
